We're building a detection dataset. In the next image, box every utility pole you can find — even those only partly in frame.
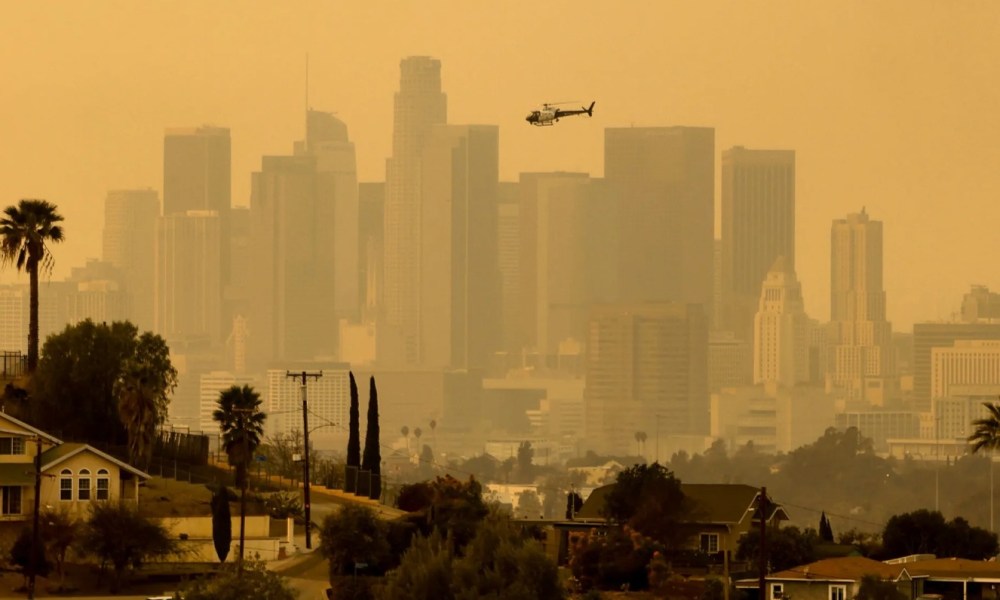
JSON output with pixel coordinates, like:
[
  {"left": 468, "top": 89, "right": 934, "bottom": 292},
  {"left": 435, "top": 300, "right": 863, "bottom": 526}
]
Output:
[
  {"left": 758, "top": 487, "right": 769, "bottom": 600},
  {"left": 286, "top": 370, "right": 322, "bottom": 550},
  {"left": 27, "top": 435, "right": 42, "bottom": 600}
]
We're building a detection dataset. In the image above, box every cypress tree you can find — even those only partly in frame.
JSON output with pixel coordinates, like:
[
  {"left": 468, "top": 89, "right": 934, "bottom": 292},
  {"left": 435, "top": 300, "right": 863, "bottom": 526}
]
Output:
[
  {"left": 347, "top": 371, "right": 360, "bottom": 468},
  {"left": 819, "top": 511, "right": 834, "bottom": 542},
  {"left": 362, "top": 376, "right": 381, "bottom": 475},
  {"left": 211, "top": 485, "right": 232, "bottom": 563}
]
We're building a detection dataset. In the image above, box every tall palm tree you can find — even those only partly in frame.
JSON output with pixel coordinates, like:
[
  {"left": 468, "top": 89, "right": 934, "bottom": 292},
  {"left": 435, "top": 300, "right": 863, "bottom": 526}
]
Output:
[
  {"left": 0, "top": 199, "right": 64, "bottom": 372},
  {"left": 968, "top": 401, "right": 1000, "bottom": 530},
  {"left": 213, "top": 384, "right": 265, "bottom": 572}
]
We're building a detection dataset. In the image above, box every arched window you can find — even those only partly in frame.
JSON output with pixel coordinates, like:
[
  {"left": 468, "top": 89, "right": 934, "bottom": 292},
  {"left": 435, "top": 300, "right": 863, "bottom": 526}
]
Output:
[
  {"left": 96, "top": 469, "right": 110, "bottom": 500},
  {"left": 59, "top": 469, "right": 72, "bottom": 501},
  {"left": 78, "top": 469, "right": 91, "bottom": 501}
]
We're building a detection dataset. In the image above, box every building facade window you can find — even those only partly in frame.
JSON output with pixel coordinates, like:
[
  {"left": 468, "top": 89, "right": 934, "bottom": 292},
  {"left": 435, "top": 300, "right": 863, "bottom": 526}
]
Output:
[
  {"left": 1, "top": 486, "right": 21, "bottom": 515},
  {"left": 96, "top": 469, "right": 110, "bottom": 500},
  {"left": 78, "top": 469, "right": 91, "bottom": 501},
  {"left": 771, "top": 583, "right": 784, "bottom": 600},
  {"left": 830, "top": 585, "right": 847, "bottom": 600},
  {"left": 0, "top": 437, "right": 25, "bottom": 455},
  {"left": 699, "top": 532, "right": 719, "bottom": 553},
  {"left": 59, "top": 469, "right": 73, "bottom": 501}
]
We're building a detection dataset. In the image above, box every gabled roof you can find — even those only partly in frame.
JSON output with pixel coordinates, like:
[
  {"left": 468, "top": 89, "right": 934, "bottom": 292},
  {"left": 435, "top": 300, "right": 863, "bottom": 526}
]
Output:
[
  {"left": 41, "top": 443, "right": 150, "bottom": 479},
  {"left": 738, "top": 557, "right": 899, "bottom": 585},
  {"left": 576, "top": 482, "right": 789, "bottom": 524},
  {"left": 0, "top": 412, "right": 62, "bottom": 444}
]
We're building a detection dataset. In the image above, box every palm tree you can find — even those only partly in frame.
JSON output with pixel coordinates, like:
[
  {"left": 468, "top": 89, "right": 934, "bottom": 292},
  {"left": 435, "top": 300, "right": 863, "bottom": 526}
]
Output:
[
  {"left": 0, "top": 199, "right": 64, "bottom": 372},
  {"left": 401, "top": 425, "right": 410, "bottom": 455},
  {"left": 213, "top": 384, "right": 265, "bottom": 572},
  {"left": 968, "top": 401, "right": 1000, "bottom": 530}
]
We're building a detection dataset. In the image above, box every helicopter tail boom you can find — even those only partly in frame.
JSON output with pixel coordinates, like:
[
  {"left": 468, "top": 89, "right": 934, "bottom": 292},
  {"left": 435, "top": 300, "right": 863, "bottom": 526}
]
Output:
[{"left": 586, "top": 101, "right": 595, "bottom": 116}]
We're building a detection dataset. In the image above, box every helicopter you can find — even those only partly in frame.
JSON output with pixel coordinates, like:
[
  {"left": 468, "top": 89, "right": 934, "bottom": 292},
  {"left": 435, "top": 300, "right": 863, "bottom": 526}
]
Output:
[{"left": 525, "top": 101, "right": 595, "bottom": 126}]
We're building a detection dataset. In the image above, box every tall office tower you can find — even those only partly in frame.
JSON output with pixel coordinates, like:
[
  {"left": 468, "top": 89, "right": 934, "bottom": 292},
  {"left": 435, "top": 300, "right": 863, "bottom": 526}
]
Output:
[
  {"left": 708, "top": 331, "right": 752, "bottom": 390},
  {"left": 0, "top": 284, "right": 61, "bottom": 355},
  {"left": 720, "top": 147, "right": 795, "bottom": 341},
  {"left": 383, "top": 56, "right": 447, "bottom": 366},
  {"left": 225, "top": 207, "right": 252, "bottom": 339},
  {"left": 961, "top": 285, "right": 1000, "bottom": 323},
  {"left": 497, "top": 182, "right": 521, "bottom": 357},
  {"left": 712, "top": 239, "right": 723, "bottom": 329},
  {"left": 249, "top": 154, "right": 338, "bottom": 366},
  {"left": 155, "top": 211, "right": 222, "bottom": 347},
  {"left": 64, "top": 260, "right": 129, "bottom": 326},
  {"left": 584, "top": 303, "right": 708, "bottom": 455},
  {"left": 604, "top": 127, "right": 714, "bottom": 309},
  {"left": 299, "top": 110, "right": 359, "bottom": 323},
  {"left": 163, "top": 126, "right": 231, "bottom": 283},
  {"left": 931, "top": 340, "right": 1000, "bottom": 402},
  {"left": 358, "top": 183, "right": 384, "bottom": 320},
  {"left": 266, "top": 365, "right": 350, "bottom": 450},
  {"left": 518, "top": 172, "right": 593, "bottom": 363},
  {"left": 753, "top": 257, "right": 810, "bottom": 387},
  {"left": 827, "top": 209, "right": 895, "bottom": 403},
  {"left": 420, "top": 124, "right": 500, "bottom": 370},
  {"left": 913, "top": 321, "right": 1000, "bottom": 412},
  {"left": 102, "top": 189, "right": 159, "bottom": 331}
]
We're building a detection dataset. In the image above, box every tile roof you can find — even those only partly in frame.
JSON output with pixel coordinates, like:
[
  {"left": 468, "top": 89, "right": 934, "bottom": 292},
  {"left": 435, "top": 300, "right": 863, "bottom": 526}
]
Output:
[
  {"left": 899, "top": 557, "right": 1000, "bottom": 580},
  {"left": 746, "top": 557, "right": 900, "bottom": 583}
]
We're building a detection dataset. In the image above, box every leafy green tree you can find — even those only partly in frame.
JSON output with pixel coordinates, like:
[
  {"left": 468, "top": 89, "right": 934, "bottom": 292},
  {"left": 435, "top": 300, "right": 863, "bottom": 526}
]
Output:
[
  {"left": 451, "top": 512, "right": 564, "bottom": 599},
  {"left": 516, "top": 441, "right": 535, "bottom": 483},
  {"left": 348, "top": 372, "right": 361, "bottom": 469},
  {"left": 837, "top": 528, "right": 882, "bottom": 557},
  {"left": 737, "top": 526, "right": 820, "bottom": 573},
  {"left": 183, "top": 558, "right": 297, "bottom": 600},
  {"left": 264, "top": 491, "right": 303, "bottom": 521},
  {"left": 210, "top": 485, "right": 232, "bottom": 563},
  {"left": 378, "top": 531, "right": 453, "bottom": 600},
  {"left": 9, "top": 527, "right": 49, "bottom": 588},
  {"left": 78, "top": 502, "right": 178, "bottom": 593},
  {"left": 855, "top": 574, "right": 907, "bottom": 600},
  {"left": 884, "top": 511, "right": 998, "bottom": 559},
  {"left": 603, "top": 462, "right": 689, "bottom": 547},
  {"left": 32, "top": 320, "right": 173, "bottom": 446},
  {"left": 114, "top": 332, "right": 178, "bottom": 468},
  {"left": 320, "top": 504, "right": 390, "bottom": 577},
  {"left": 516, "top": 489, "right": 542, "bottom": 519},
  {"left": 213, "top": 384, "right": 266, "bottom": 570},
  {"left": 362, "top": 376, "right": 381, "bottom": 475},
  {"left": 40, "top": 508, "right": 78, "bottom": 590},
  {"left": 0, "top": 198, "right": 64, "bottom": 371},
  {"left": 381, "top": 512, "right": 564, "bottom": 600}
]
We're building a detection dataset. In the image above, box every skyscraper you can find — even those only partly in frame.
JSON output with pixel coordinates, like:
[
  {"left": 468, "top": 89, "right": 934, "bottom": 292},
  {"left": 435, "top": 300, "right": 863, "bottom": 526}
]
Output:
[
  {"left": 249, "top": 155, "right": 338, "bottom": 366},
  {"left": 497, "top": 182, "right": 521, "bottom": 357},
  {"left": 584, "top": 303, "right": 708, "bottom": 455},
  {"left": 163, "top": 126, "right": 231, "bottom": 284},
  {"left": 383, "top": 56, "right": 447, "bottom": 366},
  {"left": 913, "top": 321, "right": 1000, "bottom": 412},
  {"left": 720, "top": 147, "right": 795, "bottom": 341},
  {"left": 604, "top": 127, "right": 714, "bottom": 309},
  {"left": 419, "top": 124, "right": 500, "bottom": 370},
  {"left": 518, "top": 172, "right": 592, "bottom": 362},
  {"left": 155, "top": 211, "right": 222, "bottom": 347},
  {"left": 102, "top": 188, "right": 159, "bottom": 331},
  {"left": 827, "top": 209, "right": 895, "bottom": 403},
  {"left": 358, "top": 182, "right": 384, "bottom": 321},
  {"left": 753, "top": 257, "right": 810, "bottom": 387}
]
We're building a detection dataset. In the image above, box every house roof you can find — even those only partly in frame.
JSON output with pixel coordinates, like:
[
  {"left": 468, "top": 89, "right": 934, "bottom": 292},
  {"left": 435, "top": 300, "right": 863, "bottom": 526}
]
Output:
[
  {"left": 0, "top": 462, "right": 36, "bottom": 486},
  {"left": 899, "top": 558, "right": 1000, "bottom": 581},
  {"left": 576, "top": 482, "right": 789, "bottom": 524},
  {"left": 737, "top": 557, "right": 900, "bottom": 585},
  {"left": 41, "top": 443, "right": 150, "bottom": 479},
  {"left": 0, "top": 412, "right": 62, "bottom": 444}
]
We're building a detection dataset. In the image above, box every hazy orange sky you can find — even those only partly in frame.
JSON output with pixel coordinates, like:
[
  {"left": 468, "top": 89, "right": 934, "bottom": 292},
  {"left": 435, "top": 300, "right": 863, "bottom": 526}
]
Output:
[{"left": 2, "top": 1, "right": 999, "bottom": 330}]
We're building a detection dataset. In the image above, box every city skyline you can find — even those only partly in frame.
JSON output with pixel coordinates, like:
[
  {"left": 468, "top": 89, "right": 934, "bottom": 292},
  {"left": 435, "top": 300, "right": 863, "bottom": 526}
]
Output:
[{"left": 3, "top": 2, "right": 1000, "bottom": 329}]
